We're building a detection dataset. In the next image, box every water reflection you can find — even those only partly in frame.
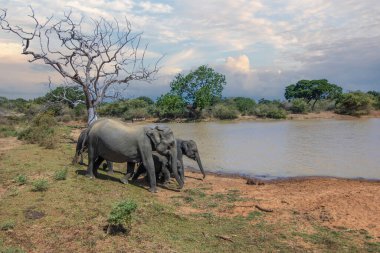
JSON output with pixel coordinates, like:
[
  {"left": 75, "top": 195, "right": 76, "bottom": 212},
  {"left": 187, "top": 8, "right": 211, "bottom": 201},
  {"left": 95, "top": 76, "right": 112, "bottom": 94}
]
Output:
[{"left": 165, "top": 119, "right": 380, "bottom": 179}]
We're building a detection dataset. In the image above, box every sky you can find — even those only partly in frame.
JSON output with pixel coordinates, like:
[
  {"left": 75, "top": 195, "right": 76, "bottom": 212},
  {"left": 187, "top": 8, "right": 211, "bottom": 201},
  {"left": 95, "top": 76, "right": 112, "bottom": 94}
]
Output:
[{"left": 0, "top": 0, "right": 379, "bottom": 100}]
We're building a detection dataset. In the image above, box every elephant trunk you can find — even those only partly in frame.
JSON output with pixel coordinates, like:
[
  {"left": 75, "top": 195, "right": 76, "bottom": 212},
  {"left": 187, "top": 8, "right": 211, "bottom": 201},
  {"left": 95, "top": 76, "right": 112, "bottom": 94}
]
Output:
[
  {"left": 171, "top": 146, "right": 184, "bottom": 189},
  {"left": 195, "top": 152, "right": 206, "bottom": 179}
]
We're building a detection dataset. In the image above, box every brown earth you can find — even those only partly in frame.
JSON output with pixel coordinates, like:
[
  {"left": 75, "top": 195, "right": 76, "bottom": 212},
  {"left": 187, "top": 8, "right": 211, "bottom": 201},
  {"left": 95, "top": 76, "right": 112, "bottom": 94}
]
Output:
[{"left": 156, "top": 171, "right": 380, "bottom": 239}]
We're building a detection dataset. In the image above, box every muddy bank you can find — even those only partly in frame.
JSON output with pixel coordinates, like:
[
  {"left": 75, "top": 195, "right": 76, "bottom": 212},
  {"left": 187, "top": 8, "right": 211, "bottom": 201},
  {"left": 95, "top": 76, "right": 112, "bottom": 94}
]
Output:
[{"left": 156, "top": 170, "right": 380, "bottom": 239}]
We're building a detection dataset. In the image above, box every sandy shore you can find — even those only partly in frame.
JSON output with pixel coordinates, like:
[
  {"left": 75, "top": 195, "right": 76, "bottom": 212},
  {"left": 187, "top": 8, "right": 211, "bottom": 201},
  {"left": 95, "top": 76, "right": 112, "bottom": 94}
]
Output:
[{"left": 156, "top": 170, "right": 380, "bottom": 239}]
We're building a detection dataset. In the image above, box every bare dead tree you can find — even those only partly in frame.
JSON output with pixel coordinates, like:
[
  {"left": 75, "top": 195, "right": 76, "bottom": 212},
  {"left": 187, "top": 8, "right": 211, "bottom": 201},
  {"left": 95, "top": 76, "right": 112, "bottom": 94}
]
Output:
[{"left": 0, "top": 7, "right": 160, "bottom": 125}]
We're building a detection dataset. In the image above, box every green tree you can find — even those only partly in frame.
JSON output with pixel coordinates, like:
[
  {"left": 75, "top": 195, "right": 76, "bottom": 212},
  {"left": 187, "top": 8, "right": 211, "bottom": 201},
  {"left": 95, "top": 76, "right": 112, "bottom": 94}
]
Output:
[
  {"left": 284, "top": 79, "right": 342, "bottom": 111},
  {"left": 233, "top": 97, "right": 256, "bottom": 115},
  {"left": 136, "top": 96, "right": 154, "bottom": 105},
  {"left": 155, "top": 94, "right": 186, "bottom": 119},
  {"left": 44, "top": 86, "right": 85, "bottom": 108},
  {"left": 170, "top": 65, "right": 226, "bottom": 110}
]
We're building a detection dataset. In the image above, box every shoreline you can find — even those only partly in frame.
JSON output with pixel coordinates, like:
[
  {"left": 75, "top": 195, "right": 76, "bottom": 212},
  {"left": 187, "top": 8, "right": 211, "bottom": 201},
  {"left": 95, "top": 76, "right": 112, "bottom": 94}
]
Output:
[{"left": 185, "top": 166, "right": 380, "bottom": 183}]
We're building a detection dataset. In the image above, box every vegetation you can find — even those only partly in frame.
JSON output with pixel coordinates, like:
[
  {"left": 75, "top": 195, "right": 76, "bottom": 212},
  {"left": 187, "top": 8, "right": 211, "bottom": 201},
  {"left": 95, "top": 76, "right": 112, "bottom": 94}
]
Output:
[
  {"left": 335, "top": 91, "right": 375, "bottom": 116},
  {"left": 0, "top": 220, "right": 15, "bottom": 231},
  {"left": 107, "top": 200, "right": 137, "bottom": 234},
  {"left": 155, "top": 94, "right": 186, "bottom": 119},
  {"left": 169, "top": 65, "right": 226, "bottom": 110},
  {"left": 285, "top": 79, "right": 342, "bottom": 111},
  {"left": 17, "top": 112, "right": 59, "bottom": 149},
  {"left": 14, "top": 175, "right": 27, "bottom": 185},
  {"left": 289, "top": 98, "right": 309, "bottom": 114},
  {"left": 31, "top": 179, "right": 49, "bottom": 192},
  {"left": 53, "top": 168, "right": 68, "bottom": 181},
  {"left": 212, "top": 104, "right": 239, "bottom": 120},
  {"left": 233, "top": 97, "right": 256, "bottom": 115},
  {"left": 0, "top": 8, "right": 159, "bottom": 125}
]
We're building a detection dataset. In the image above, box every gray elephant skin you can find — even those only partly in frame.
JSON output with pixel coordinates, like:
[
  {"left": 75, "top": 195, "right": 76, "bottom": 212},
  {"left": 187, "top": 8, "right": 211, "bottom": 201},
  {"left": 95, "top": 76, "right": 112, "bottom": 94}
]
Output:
[
  {"left": 86, "top": 119, "right": 183, "bottom": 192},
  {"left": 133, "top": 139, "right": 205, "bottom": 183}
]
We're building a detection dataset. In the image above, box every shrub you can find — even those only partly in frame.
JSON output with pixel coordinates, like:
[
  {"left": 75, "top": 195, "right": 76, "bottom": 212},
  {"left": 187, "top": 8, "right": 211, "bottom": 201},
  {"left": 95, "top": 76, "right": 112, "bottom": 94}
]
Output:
[
  {"left": 54, "top": 168, "right": 68, "bottom": 181},
  {"left": 156, "top": 94, "right": 186, "bottom": 119},
  {"left": 31, "top": 179, "right": 49, "bottom": 192},
  {"left": 0, "top": 125, "right": 17, "bottom": 138},
  {"left": 254, "top": 104, "right": 287, "bottom": 119},
  {"left": 0, "top": 220, "right": 15, "bottom": 231},
  {"left": 289, "top": 99, "right": 309, "bottom": 114},
  {"left": 14, "top": 174, "right": 27, "bottom": 185},
  {"left": 233, "top": 97, "right": 256, "bottom": 115},
  {"left": 335, "top": 91, "right": 375, "bottom": 116},
  {"left": 212, "top": 104, "right": 238, "bottom": 119},
  {"left": 123, "top": 107, "right": 150, "bottom": 120},
  {"left": 17, "top": 112, "right": 59, "bottom": 149},
  {"left": 107, "top": 199, "right": 137, "bottom": 234}
]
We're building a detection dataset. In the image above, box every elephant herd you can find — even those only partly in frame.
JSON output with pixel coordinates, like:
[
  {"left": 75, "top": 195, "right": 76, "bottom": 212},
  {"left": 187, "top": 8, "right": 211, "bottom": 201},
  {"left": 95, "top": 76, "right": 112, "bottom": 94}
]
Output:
[{"left": 72, "top": 119, "right": 205, "bottom": 193}]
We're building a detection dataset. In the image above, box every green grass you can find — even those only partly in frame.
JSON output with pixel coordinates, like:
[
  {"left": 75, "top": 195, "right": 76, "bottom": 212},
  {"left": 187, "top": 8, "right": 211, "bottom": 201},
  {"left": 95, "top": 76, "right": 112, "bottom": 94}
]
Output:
[{"left": 0, "top": 125, "right": 378, "bottom": 252}]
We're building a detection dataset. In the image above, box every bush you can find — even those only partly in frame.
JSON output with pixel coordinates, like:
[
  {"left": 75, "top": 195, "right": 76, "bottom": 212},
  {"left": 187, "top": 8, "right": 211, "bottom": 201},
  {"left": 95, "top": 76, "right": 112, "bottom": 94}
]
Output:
[
  {"left": 0, "top": 125, "right": 17, "bottom": 138},
  {"left": 0, "top": 220, "right": 15, "bottom": 231},
  {"left": 156, "top": 94, "right": 186, "bottom": 119},
  {"left": 212, "top": 104, "right": 238, "bottom": 119},
  {"left": 53, "top": 168, "right": 68, "bottom": 181},
  {"left": 254, "top": 104, "right": 287, "bottom": 119},
  {"left": 14, "top": 174, "right": 27, "bottom": 185},
  {"left": 233, "top": 97, "right": 256, "bottom": 115},
  {"left": 123, "top": 107, "right": 150, "bottom": 120},
  {"left": 31, "top": 179, "right": 49, "bottom": 192},
  {"left": 107, "top": 199, "right": 137, "bottom": 234},
  {"left": 335, "top": 92, "right": 375, "bottom": 116},
  {"left": 289, "top": 99, "right": 309, "bottom": 114},
  {"left": 17, "top": 112, "right": 59, "bottom": 149}
]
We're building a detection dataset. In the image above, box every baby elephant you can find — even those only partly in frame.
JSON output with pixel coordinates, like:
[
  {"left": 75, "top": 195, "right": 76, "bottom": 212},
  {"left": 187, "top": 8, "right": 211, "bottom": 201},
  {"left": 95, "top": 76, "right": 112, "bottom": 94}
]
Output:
[{"left": 132, "top": 139, "right": 205, "bottom": 183}]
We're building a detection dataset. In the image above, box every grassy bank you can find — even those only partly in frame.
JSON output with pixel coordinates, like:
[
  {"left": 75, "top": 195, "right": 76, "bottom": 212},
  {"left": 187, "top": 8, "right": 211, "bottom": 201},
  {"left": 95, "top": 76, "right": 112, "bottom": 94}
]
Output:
[{"left": 0, "top": 126, "right": 379, "bottom": 252}]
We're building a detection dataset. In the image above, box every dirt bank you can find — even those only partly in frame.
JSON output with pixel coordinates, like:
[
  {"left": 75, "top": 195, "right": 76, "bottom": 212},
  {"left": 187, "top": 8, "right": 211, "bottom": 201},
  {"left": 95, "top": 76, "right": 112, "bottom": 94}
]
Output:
[{"left": 156, "top": 171, "right": 380, "bottom": 239}]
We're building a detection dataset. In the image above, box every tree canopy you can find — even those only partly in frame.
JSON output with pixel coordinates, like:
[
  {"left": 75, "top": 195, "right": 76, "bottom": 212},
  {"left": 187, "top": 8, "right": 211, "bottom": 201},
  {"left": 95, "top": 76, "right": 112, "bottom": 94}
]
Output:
[
  {"left": 169, "top": 65, "right": 226, "bottom": 110},
  {"left": 284, "top": 79, "right": 342, "bottom": 110}
]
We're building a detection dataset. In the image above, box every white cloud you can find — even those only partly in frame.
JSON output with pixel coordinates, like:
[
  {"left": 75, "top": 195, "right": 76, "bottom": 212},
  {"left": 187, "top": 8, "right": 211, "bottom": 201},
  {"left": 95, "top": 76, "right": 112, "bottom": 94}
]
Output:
[
  {"left": 139, "top": 1, "right": 173, "bottom": 13},
  {"left": 225, "top": 55, "right": 251, "bottom": 73}
]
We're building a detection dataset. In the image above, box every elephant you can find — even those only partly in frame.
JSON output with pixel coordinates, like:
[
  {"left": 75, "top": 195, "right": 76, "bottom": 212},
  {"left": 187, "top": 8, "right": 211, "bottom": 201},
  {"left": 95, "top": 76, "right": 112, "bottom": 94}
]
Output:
[
  {"left": 72, "top": 128, "right": 89, "bottom": 165},
  {"left": 132, "top": 139, "right": 205, "bottom": 183},
  {"left": 86, "top": 119, "right": 183, "bottom": 193},
  {"left": 72, "top": 128, "right": 114, "bottom": 174},
  {"left": 176, "top": 139, "right": 205, "bottom": 181}
]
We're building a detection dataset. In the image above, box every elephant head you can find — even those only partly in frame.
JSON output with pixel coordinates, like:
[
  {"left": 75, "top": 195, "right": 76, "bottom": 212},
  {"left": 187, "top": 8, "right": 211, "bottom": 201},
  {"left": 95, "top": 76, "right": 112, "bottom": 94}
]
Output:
[
  {"left": 146, "top": 126, "right": 183, "bottom": 188},
  {"left": 181, "top": 140, "right": 206, "bottom": 179}
]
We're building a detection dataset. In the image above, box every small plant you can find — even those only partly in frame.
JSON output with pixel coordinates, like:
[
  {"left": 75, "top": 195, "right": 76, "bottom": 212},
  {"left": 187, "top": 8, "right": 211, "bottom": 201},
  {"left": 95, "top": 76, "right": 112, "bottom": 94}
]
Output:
[
  {"left": 54, "top": 168, "right": 68, "bottom": 181},
  {"left": 0, "top": 220, "right": 15, "bottom": 231},
  {"left": 212, "top": 104, "right": 239, "bottom": 119},
  {"left": 31, "top": 179, "right": 49, "bottom": 192},
  {"left": 14, "top": 174, "right": 27, "bottom": 185},
  {"left": 106, "top": 199, "right": 137, "bottom": 235}
]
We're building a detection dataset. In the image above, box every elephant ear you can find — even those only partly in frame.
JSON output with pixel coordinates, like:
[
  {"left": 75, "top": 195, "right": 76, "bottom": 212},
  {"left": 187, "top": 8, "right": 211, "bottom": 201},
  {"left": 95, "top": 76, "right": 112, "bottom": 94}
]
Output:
[{"left": 146, "top": 127, "right": 161, "bottom": 147}]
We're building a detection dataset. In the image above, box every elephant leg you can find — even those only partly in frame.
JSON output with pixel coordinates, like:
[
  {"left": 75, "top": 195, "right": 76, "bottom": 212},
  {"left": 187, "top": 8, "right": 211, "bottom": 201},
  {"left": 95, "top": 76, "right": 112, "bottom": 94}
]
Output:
[
  {"left": 141, "top": 154, "right": 157, "bottom": 193},
  {"left": 131, "top": 163, "right": 145, "bottom": 181},
  {"left": 106, "top": 161, "right": 114, "bottom": 174},
  {"left": 93, "top": 157, "right": 104, "bottom": 177},
  {"left": 178, "top": 157, "right": 185, "bottom": 182},
  {"left": 86, "top": 147, "right": 96, "bottom": 178},
  {"left": 120, "top": 162, "right": 135, "bottom": 184}
]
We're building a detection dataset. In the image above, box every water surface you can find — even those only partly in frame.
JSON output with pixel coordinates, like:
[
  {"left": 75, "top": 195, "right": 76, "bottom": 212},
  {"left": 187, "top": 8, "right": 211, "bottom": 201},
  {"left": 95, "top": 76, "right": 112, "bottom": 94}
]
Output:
[{"left": 165, "top": 119, "right": 380, "bottom": 179}]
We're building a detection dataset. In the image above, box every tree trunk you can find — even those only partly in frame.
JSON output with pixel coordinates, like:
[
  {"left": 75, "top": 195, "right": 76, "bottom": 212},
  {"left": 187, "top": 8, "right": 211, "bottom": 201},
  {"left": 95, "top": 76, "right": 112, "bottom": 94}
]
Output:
[
  {"left": 311, "top": 99, "right": 318, "bottom": 111},
  {"left": 87, "top": 106, "right": 98, "bottom": 125}
]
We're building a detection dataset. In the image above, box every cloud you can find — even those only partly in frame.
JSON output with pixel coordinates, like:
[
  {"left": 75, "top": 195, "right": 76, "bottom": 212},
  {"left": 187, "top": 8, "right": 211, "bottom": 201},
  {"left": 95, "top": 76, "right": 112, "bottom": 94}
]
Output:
[
  {"left": 225, "top": 55, "right": 251, "bottom": 73},
  {"left": 139, "top": 1, "right": 173, "bottom": 14}
]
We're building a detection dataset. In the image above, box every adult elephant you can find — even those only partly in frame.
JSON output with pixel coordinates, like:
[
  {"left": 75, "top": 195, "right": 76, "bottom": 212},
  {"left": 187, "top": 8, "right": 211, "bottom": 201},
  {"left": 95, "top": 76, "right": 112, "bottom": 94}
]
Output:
[
  {"left": 86, "top": 119, "right": 183, "bottom": 192},
  {"left": 133, "top": 139, "right": 205, "bottom": 183}
]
